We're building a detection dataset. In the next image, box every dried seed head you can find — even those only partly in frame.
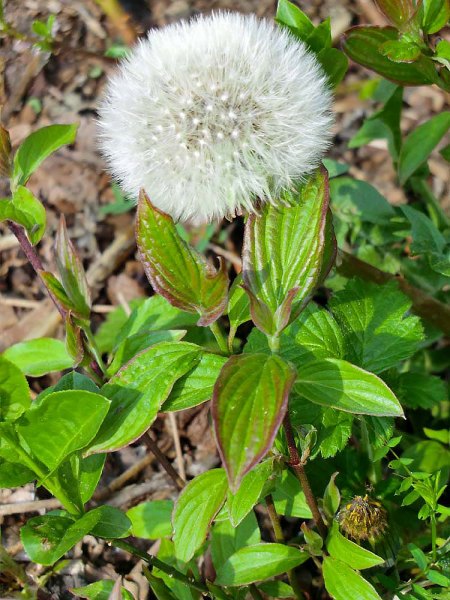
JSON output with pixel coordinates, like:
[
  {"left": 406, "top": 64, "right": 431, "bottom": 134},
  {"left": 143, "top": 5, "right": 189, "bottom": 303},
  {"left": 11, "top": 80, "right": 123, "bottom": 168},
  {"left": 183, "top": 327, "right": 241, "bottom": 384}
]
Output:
[{"left": 338, "top": 494, "right": 388, "bottom": 542}]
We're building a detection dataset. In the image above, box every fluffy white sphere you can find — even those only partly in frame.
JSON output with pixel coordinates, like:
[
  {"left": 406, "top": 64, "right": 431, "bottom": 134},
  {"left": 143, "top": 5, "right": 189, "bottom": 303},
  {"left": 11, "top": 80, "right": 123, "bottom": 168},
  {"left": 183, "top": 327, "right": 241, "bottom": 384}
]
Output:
[{"left": 98, "top": 12, "right": 333, "bottom": 223}]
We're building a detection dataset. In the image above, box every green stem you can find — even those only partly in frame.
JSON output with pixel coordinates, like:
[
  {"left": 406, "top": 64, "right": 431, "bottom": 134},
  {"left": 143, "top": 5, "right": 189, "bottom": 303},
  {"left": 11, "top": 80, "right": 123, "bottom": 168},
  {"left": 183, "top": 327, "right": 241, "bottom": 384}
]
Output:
[
  {"left": 265, "top": 495, "right": 305, "bottom": 600},
  {"left": 431, "top": 515, "right": 437, "bottom": 563},
  {"left": 210, "top": 321, "right": 229, "bottom": 354},
  {"left": 410, "top": 177, "right": 449, "bottom": 230},
  {"left": 112, "top": 539, "right": 211, "bottom": 596},
  {"left": 360, "top": 419, "right": 381, "bottom": 485}
]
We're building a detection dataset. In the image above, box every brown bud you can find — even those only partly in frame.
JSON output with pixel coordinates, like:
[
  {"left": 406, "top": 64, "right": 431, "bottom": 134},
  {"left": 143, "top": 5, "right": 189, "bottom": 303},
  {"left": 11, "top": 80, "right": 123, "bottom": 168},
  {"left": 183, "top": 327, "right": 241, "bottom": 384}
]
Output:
[
  {"left": 0, "top": 124, "right": 12, "bottom": 178},
  {"left": 338, "top": 494, "right": 388, "bottom": 542}
]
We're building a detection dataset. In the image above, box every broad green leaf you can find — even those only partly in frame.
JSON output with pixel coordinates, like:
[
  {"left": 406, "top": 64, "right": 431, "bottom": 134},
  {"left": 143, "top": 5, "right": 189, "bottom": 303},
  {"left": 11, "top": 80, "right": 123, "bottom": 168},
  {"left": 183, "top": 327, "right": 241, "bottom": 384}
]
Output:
[
  {"left": 330, "top": 280, "right": 423, "bottom": 374},
  {"left": 421, "top": 0, "right": 450, "bottom": 33},
  {"left": 396, "top": 372, "right": 447, "bottom": 409},
  {"left": 258, "top": 581, "right": 296, "bottom": 598},
  {"left": 398, "top": 112, "right": 450, "bottom": 184},
  {"left": 342, "top": 26, "right": 438, "bottom": 86},
  {"left": 71, "top": 580, "right": 134, "bottom": 600},
  {"left": 107, "top": 329, "right": 187, "bottom": 377},
  {"left": 94, "top": 300, "right": 144, "bottom": 354},
  {"left": 289, "top": 395, "right": 353, "bottom": 458},
  {"left": 162, "top": 352, "right": 226, "bottom": 412},
  {"left": 127, "top": 500, "right": 174, "bottom": 539},
  {"left": 323, "top": 159, "right": 349, "bottom": 178},
  {"left": 305, "top": 17, "right": 331, "bottom": 53},
  {"left": 0, "top": 456, "right": 35, "bottom": 487},
  {"left": 0, "top": 186, "right": 46, "bottom": 245},
  {"left": 21, "top": 506, "right": 130, "bottom": 566},
  {"left": 317, "top": 48, "right": 349, "bottom": 88},
  {"left": 211, "top": 512, "right": 261, "bottom": 571},
  {"left": 275, "top": 0, "right": 314, "bottom": 38},
  {"left": 89, "top": 506, "right": 132, "bottom": 539},
  {"left": 327, "top": 521, "right": 384, "bottom": 569},
  {"left": 295, "top": 359, "right": 403, "bottom": 417},
  {"left": 16, "top": 390, "right": 110, "bottom": 472},
  {"left": 245, "top": 302, "right": 344, "bottom": 367},
  {"left": 136, "top": 192, "right": 228, "bottom": 326},
  {"left": 0, "top": 356, "right": 30, "bottom": 421},
  {"left": 374, "top": 0, "right": 416, "bottom": 27},
  {"left": 227, "top": 458, "right": 275, "bottom": 527},
  {"left": 330, "top": 177, "right": 396, "bottom": 226},
  {"left": 13, "top": 124, "right": 78, "bottom": 187},
  {"left": 154, "top": 538, "right": 197, "bottom": 600},
  {"left": 87, "top": 342, "right": 201, "bottom": 454},
  {"left": 173, "top": 469, "right": 228, "bottom": 562},
  {"left": 212, "top": 353, "right": 296, "bottom": 490},
  {"left": 323, "top": 557, "right": 382, "bottom": 600},
  {"left": 3, "top": 337, "right": 74, "bottom": 376},
  {"left": 242, "top": 168, "right": 330, "bottom": 336},
  {"left": 214, "top": 543, "right": 309, "bottom": 586},
  {"left": 380, "top": 40, "right": 421, "bottom": 63},
  {"left": 55, "top": 216, "right": 91, "bottom": 318},
  {"left": 401, "top": 205, "right": 446, "bottom": 255},
  {"left": 272, "top": 470, "right": 312, "bottom": 518},
  {"left": 79, "top": 453, "right": 106, "bottom": 503}
]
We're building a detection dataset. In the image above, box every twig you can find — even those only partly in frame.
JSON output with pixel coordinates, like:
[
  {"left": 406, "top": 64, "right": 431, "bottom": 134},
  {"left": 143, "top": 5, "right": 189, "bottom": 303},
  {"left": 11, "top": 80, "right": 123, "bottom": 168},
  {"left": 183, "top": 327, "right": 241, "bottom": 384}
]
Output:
[
  {"left": 146, "top": 434, "right": 185, "bottom": 491},
  {"left": 167, "top": 413, "right": 186, "bottom": 482},
  {"left": 337, "top": 250, "right": 450, "bottom": 336},
  {"left": 0, "top": 498, "right": 61, "bottom": 516},
  {"left": 283, "top": 415, "right": 327, "bottom": 540},
  {"left": 93, "top": 454, "right": 154, "bottom": 502}
]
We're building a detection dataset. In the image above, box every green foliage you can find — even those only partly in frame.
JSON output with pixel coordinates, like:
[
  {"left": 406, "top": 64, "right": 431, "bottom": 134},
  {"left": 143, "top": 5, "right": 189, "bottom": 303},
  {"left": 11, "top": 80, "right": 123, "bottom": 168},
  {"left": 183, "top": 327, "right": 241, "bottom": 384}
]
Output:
[
  {"left": 3, "top": 338, "right": 73, "bottom": 376},
  {"left": 72, "top": 580, "right": 134, "bottom": 600},
  {"left": 322, "top": 556, "right": 382, "bottom": 600},
  {"left": 0, "top": 186, "right": 46, "bottom": 244}
]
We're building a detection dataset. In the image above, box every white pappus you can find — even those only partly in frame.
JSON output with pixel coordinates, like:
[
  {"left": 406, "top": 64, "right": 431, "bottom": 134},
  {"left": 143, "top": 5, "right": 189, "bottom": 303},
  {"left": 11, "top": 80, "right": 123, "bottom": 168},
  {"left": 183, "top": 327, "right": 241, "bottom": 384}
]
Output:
[{"left": 98, "top": 12, "right": 334, "bottom": 223}]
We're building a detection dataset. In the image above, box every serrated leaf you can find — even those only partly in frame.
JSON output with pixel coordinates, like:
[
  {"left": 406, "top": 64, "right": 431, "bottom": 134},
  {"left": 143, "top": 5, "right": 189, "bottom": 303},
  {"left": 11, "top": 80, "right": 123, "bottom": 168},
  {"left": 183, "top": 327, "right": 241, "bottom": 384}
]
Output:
[
  {"left": 242, "top": 168, "right": 330, "bottom": 336},
  {"left": 56, "top": 216, "right": 91, "bottom": 318},
  {"left": 3, "top": 337, "right": 74, "bottom": 376},
  {"left": 295, "top": 358, "right": 403, "bottom": 417},
  {"left": 0, "top": 356, "right": 30, "bottom": 421},
  {"left": 127, "top": 500, "right": 173, "bottom": 539},
  {"left": 173, "top": 468, "right": 228, "bottom": 562},
  {"left": 212, "top": 353, "right": 296, "bottom": 490},
  {"left": 87, "top": 342, "right": 201, "bottom": 454},
  {"left": 211, "top": 512, "right": 261, "bottom": 572},
  {"left": 15, "top": 390, "right": 110, "bottom": 472},
  {"left": 327, "top": 521, "right": 384, "bottom": 569},
  {"left": 0, "top": 186, "right": 46, "bottom": 245},
  {"left": 162, "top": 352, "right": 226, "bottom": 412},
  {"left": 214, "top": 543, "right": 309, "bottom": 586},
  {"left": 398, "top": 112, "right": 450, "bottom": 184},
  {"left": 136, "top": 192, "right": 228, "bottom": 326},
  {"left": 227, "top": 458, "right": 275, "bottom": 527},
  {"left": 13, "top": 124, "right": 78, "bottom": 187},
  {"left": 330, "top": 279, "right": 423, "bottom": 374},
  {"left": 323, "top": 556, "right": 382, "bottom": 600},
  {"left": 342, "top": 26, "right": 438, "bottom": 86}
]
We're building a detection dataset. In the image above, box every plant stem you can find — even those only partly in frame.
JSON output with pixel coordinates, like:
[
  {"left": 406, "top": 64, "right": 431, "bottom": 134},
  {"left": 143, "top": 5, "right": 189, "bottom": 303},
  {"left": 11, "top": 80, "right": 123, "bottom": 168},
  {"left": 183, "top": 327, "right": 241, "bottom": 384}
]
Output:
[
  {"left": 430, "top": 515, "right": 437, "bottom": 563},
  {"left": 210, "top": 321, "right": 229, "bottom": 355},
  {"left": 146, "top": 433, "right": 185, "bottom": 490},
  {"left": 8, "top": 221, "right": 66, "bottom": 319},
  {"left": 360, "top": 419, "right": 381, "bottom": 485},
  {"left": 112, "top": 538, "right": 210, "bottom": 596},
  {"left": 265, "top": 494, "right": 305, "bottom": 600},
  {"left": 283, "top": 414, "right": 327, "bottom": 540},
  {"left": 249, "top": 584, "right": 264, "bottom": 600}
]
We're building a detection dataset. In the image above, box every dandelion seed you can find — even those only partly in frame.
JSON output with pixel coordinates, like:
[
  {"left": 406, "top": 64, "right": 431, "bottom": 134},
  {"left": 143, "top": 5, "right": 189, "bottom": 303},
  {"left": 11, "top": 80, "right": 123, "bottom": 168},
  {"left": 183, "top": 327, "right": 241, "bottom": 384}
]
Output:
[{"left": 98, "top": 12, "right": 333, "bottom": 223}]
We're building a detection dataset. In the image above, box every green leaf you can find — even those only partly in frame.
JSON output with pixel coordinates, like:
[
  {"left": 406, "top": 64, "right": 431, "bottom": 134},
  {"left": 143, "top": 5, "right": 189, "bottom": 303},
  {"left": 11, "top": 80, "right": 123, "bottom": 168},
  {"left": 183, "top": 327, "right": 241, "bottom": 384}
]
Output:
[
  {"left": 71, "top": 580, "right": 134, "bottom": 600},
  {"left": 305, "top": 18, "right": 331, "bottom": 53},
  {"left": 342, "top": 26, "right": 438, "bottom": 86},
  {"left": 0, "top": 446, "right": 35, "bottom": 487},
  {"left": 173, "top": 468, "right": 228, "bottom": 562},
  {"left": 401, "top": 205, "right": 446, "bottom": 255},
  {"left": 374, "top": 0, "right": 416, "bottom": 27},
  {"left": 55, "top": 216, "right": 91, "bottom": 318},
  {"left": 107, "top": 329, "right": 187, "bottom": 377},
  {"left": 275, "top": 0, "right": 314, "bottom": 38},
  {"left": 211, "top": 512, "right": 261, "bottom": 571},
  {"left": 214, "top": 543, "right": 309, "bottom": 586},
  {"left": 323, "top": 556, "right": 382, "bottom": 600},
  {"left": 136, "top": 192, "right": 228, "bottom": 326},
  {"left": 295, "top": 358, "right": 403, "bottom": 417},
  {"left": 401, "top": 441, "right": 450, "bottom": 475},
  {"left": 0, "top": 186, "right": 46, "bottom": 245},
  {"left": 323, "top": 159, "right": 349, "bottom": 178},
  {"left": 272, "top": 470, "right": 312, "bottom": 518},
  {"left": 212, "top": 353, "right": 296, "bottom": 490},
  {"left": 258, "top": 581, "right": 296, "bottom": 598},
  {"left": 323, "top": 473, "right": 341, "bottom": 519},
  {"left": 327, "top": 521, "right": 384, "bottom": 569},
  {"left": 21, "top": 506, "right": 130, "bottom": 566},
  {"left": 127, "top": 500, "right": 174, "bottom": 539},
  {"left": 317, "top": 48, "right": 349, "bottom": 88},
  {"left": 242, "top": 168, "right": 330, "bottom": 336},
  {"left": 87, "top": 342, "right": 201, "bottom": 454},
  {"left": 16, "top": 390, "right": 110, "bottom": 472},
  {"left": 3, "top": 338, "right": 74, "bottom": 376},
  {"left": 89, "top": 506, "right": 132, "bottom": 539},
  {"left": 396, "top": 372, "right": 447, "bottom": 410},
  {"left": 13, "top": 124, "right": 78, "bottom": 187},
  {"left": 245, "top": 302, "right": 344, "bottom": 368},
  {"left": 380, "top": 40, "right": 421, "bottom": 63},
  {"left": 227, "top": 458, "right": 275, "bottom": 527},
  {"left": 79, "top": 453, "right": 106, "bottom": 503},
  {"left": 162, "top": 352, "right": 226, "bottom": 412},
  {"left": 329, "top": 279, "right": 423, "bottom": 374},
  {"left": 398, "top": 112, "right": 450, "bottom": 184},
  {"left": 407, "top": 543, "right": 428, "bottom": 571},
  {"left": 330, "top": 178, "right": 396, "bottom": 226},
  {"left": 0, "top": 356, "right": 30, "bottom": 421},
  {"left": 421, "top": 0, "right": 450, "bottom": 33}
]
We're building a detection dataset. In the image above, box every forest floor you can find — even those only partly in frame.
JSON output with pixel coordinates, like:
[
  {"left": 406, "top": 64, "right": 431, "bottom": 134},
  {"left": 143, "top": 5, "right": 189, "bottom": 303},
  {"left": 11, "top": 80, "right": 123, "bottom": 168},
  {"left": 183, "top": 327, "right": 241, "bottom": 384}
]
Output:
[{"left": 0, "top": 0, "right": 448, "bottom": 598}]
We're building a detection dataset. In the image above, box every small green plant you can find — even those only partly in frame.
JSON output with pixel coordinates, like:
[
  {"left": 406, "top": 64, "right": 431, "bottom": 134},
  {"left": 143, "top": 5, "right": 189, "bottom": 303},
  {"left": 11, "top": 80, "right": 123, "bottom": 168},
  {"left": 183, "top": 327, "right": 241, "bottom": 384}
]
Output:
[{"left": 0, "top": 1, "right": 449, "bottom": 599}]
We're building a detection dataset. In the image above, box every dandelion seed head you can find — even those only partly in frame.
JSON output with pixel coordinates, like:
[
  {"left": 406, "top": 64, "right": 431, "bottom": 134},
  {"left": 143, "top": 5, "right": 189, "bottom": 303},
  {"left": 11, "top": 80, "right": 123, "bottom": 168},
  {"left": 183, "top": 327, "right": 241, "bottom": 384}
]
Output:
[{"left": 98, "top": 12, "right": 333, "bottom": 223}]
